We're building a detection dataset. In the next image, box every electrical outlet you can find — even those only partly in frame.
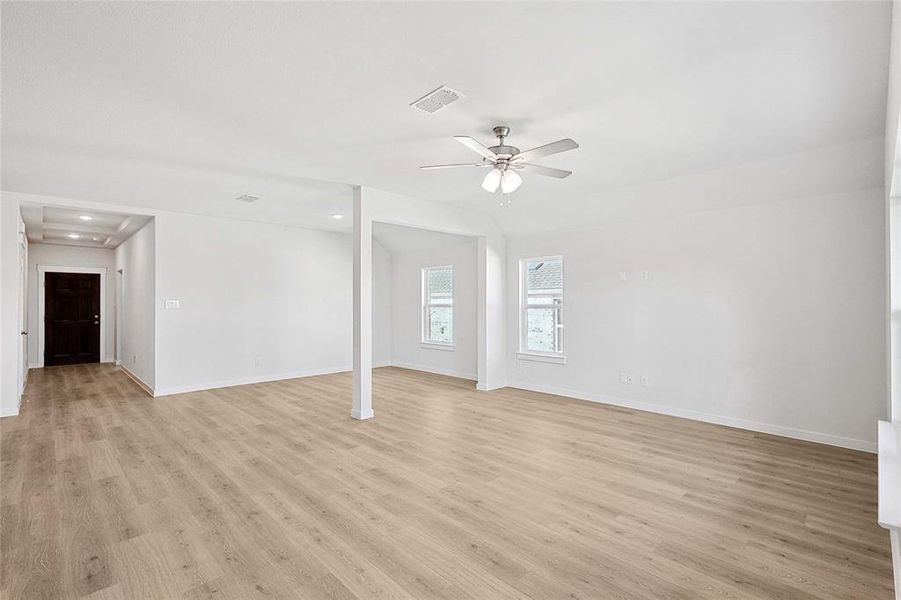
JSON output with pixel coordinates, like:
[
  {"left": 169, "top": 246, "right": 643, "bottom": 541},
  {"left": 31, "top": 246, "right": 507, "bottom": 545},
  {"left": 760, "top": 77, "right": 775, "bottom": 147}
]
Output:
[
  {"left": 640, "top": 270, "right": 649, "bottom": 281},
  {"left": 254, "top": 357, "right": 262, "bottom": 367},
  {"left": 640, "top": 375, "right": 649, "bottom": 387},
  {"left": 620, "top": 372, "right": 633, "bottom": 385},
  {"left": 626, "top": 374, "right": 634, "bottom": 385},
  {"left": 619, "top": 271, "right": 628, "bottom": 282}
]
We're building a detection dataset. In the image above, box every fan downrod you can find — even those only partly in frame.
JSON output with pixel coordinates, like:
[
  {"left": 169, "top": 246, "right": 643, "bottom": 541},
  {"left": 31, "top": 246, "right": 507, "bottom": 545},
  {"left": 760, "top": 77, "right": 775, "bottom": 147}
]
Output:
[{"left": 489, "top": 125, "right": 519, "bottom": 158}]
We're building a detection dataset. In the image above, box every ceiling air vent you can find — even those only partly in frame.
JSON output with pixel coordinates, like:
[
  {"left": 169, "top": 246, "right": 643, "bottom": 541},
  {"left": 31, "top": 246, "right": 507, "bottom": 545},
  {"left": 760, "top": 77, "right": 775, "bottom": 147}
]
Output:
[
  {"left": 236, "top": 194, "right": 259, "bottom": 203},
  {"left": 410, "top": 85, "right": 464, "bottom": 114}
]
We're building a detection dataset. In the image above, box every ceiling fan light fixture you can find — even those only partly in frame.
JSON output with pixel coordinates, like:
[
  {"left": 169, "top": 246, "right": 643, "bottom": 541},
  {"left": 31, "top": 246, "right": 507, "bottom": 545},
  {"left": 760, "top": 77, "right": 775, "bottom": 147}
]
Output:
[
  {"left": 481, "top": 168, "right": 502, "bottom": 193},
  {"left": 501, "top": 169, "right": 522, "bottom": 194},
  {"left": 423, "top": 126, "right": 578, "bottom": 196}
]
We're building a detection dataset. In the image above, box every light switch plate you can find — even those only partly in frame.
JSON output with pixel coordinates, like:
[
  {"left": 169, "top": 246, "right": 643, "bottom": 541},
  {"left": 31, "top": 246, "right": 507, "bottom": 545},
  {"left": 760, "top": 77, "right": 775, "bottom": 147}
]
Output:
[{"left": 164, "top": 299, "right": 180, "bottom": 309}]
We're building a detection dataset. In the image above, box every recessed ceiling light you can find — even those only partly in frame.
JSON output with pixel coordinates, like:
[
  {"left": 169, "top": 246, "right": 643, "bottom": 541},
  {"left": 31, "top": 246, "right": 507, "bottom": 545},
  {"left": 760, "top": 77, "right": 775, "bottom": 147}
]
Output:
[
  {"left": 331, "top": 214, "right": 344, "bottom": 220},
  {"left": 79, "top": 215, "right": 93, "bottom": 221},
  {"left": 67, "top": 233, "right": 80, "bottom": 239},
  {"left": 236, "top": 194, "right": 259, "bottom": 203}
]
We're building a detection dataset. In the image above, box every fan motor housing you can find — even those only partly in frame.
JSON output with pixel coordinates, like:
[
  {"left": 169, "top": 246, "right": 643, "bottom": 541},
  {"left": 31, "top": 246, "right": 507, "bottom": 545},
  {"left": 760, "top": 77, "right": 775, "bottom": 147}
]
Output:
[{"left": 488, "top": 144, "right": 520, "bottom": 158}]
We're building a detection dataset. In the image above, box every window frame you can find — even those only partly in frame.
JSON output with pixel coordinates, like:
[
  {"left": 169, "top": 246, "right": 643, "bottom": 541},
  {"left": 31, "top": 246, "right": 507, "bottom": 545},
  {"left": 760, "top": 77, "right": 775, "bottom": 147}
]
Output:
[
  {"left": 519, "top": 255, "right": 565, "bottom": 362},
  {"left": 421, "top": 265, "right": 455, "bottom": 349}
]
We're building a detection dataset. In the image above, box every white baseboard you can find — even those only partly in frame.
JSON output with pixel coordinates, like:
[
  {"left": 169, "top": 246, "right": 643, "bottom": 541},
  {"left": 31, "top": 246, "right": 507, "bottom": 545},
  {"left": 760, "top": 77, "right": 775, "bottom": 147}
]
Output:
[
  {"left": 119, "top": 364, "right": 154, "bottom": 397},
  {"left": 507, "top": 381, "right": 877, "bottom": 453},
  {"left": 351, "top": 408, "right": 375, "bottom": 420},
  {"left": 153, "top": 365, "right": 362, "bottom": 397},
  {"left": 477, "top": 381, "right": 507, "bottom": 391},
  {"left": 390, "top": 361, "right": 477, "bottom": 381}
]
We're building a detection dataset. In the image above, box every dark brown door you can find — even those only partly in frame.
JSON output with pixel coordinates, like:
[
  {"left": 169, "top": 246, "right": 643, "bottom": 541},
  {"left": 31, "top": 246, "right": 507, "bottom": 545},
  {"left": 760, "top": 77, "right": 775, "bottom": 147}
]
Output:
[{"left": 45, "top": 272, "right": 101, "bottom": 366}]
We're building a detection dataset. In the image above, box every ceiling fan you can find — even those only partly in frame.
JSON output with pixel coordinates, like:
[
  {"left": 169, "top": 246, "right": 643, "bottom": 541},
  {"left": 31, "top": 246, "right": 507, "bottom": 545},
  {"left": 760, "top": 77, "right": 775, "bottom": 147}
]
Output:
[{"left": 420, "top": 126, "right": 579, "bottom": 194}]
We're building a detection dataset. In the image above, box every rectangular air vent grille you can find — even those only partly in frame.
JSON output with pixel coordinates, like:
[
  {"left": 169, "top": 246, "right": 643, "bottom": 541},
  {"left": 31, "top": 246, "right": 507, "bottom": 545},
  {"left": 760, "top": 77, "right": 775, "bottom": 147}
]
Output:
[{"left": 410, "top": 85, "right": 464, "bottom": 114}]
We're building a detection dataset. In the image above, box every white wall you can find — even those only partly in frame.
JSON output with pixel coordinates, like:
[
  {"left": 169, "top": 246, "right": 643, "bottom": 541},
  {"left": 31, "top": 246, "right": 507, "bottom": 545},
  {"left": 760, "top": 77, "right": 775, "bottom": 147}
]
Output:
[
  {"left": 153, "top": 211, "right": 391, "bottom": 396},
  {"left": 27, "top": 243, "right": 117, "bottom": 366},
  {"left": 390, "top": 240, "right": 478, "bottom": 380},
  {"left": 887, "top": 1, "right": 901, "bottom": 423},
  {"left": 373, "top": 243, "right": 392, "bottom": 368},
  {"left": 507, "top": 189, "right": 887, "bottom": 451},
  {"left": 0, "top": 198, "right": 21, "bottom": 416},
  {"left": 363, "top": 186, "right": 507, "bottom": 390},
  {"left": 886, "top": 1, "right": 900, "bottom": 199},
  {"left": 115, "top": 220, "right": 156, "bottom": 389}
]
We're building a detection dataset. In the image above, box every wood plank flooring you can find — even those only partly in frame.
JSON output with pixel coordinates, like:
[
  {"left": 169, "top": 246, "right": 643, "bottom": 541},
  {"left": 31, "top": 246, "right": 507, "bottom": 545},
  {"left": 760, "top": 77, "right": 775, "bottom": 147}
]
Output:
[{"left": 0, "top": 363, "right": 894, "bottom": 599}]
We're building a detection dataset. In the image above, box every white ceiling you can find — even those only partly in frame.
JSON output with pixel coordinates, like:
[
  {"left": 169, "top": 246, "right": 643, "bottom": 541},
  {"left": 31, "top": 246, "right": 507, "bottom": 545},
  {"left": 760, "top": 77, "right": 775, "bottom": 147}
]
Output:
[
  {"left": 21, "top": 203, "right": 152, "bottom": 249},
  {"left": 1, "top": 2, "right": 893, "bottom": 236}
]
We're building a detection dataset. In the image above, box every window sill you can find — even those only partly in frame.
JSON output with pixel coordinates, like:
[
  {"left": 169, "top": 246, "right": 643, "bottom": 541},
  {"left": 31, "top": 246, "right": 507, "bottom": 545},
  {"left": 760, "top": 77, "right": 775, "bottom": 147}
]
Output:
[
  {"left": 421, "top": 342, "right": 455, "bottom": 352},
  {"left": 516, "top": 352, "right": 566, "bottom": 365}
]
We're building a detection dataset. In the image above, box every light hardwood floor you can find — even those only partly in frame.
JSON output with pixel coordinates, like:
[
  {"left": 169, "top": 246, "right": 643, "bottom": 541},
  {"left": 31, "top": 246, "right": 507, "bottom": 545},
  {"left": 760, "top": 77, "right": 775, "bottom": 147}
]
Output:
[{"left": 0, "top": 364, "right": 894, "bottom": 599}]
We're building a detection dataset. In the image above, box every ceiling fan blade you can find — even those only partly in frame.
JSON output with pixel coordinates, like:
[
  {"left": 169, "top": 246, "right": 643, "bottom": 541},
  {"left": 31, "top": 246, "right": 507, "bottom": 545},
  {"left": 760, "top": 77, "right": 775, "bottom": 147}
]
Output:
[
  {"left": 517, "top": 163, "right": 572, "bottom": 178},
  {"left": 513, "top": 138, "right": 579, "bottom": 163},
  {"left": 420, "top": 163, "right": 491, "bottom": 170},
  {"left": 454, "top": 136, "right": 498, "bottom": 160}
]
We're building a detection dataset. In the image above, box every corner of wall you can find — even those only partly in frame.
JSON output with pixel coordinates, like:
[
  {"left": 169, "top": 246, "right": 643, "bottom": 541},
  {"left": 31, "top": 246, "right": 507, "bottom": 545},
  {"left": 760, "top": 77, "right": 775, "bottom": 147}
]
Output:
[{"left": 0, "top": 197, "right": 22, "bottom": 417}]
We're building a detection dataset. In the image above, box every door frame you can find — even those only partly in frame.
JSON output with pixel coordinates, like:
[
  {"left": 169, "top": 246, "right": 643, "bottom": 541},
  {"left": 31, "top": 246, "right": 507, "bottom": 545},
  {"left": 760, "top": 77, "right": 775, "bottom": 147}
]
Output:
[
  {"left": 115, "top": 269, "right": 124, "bottom": 366},
  {"left": 37, "top": 265, "right": 107, "bottom": 368},
  {"left": 17, "top": 232, "right": 27, "bottom": 402}
]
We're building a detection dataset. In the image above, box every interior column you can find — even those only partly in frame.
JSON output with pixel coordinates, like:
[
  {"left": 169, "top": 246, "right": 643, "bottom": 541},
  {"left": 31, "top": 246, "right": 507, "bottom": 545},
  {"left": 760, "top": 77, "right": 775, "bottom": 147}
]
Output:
[
  {"left": 477, "top": 234, "right": 506, "bottom": 391},
  {"left": 352, "top": 186, "right": 374, "bottom": 419}
]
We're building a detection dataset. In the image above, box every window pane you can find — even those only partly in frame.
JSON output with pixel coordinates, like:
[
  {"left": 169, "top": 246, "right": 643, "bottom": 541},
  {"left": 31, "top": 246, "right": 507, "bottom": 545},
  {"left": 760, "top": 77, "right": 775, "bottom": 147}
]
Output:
[
  {"left": 427, "top": 267, "right": 453, "bottom": 305},
  {"left": 526, "top": 259, "right": 562, "bottom": 303},
  {"left": 526, "top": 295, "right": 557, "bottom": 305},
  {"left": 526, "top": 307, "right": 562, "bottom": 353},
  {"left": 427, "top": 306, "right": 453, "bottom": 344}
]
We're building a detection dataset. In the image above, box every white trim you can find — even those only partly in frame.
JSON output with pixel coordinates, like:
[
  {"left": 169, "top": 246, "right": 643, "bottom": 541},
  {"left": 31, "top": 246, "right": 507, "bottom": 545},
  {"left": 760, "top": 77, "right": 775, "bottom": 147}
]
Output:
[
  {"left": 36, "top": 265, "right": 107, "bottom": 368},
  {"left": 519, "top": 255, "right": 564, "bottom": 355},
  {"left": 476, "top": 381, "right": 505, "bottom": 391},
  {"left": 153, "top": 365, "right": 358, "bottom": 397},
  {"left": 115, "top": 269, "right": 124, "bottom": 366},
  {"left": 421, "top": 342, "right": 455, "bottom": 352},
  {"left": 351, "top": 408, "right": 375, "bottom": 420},
  {"left": 119, "top": 364, "right": 153, "bottom": 397},
  {"left": 516, "top": 352, "right": 566, "bottom": 365},
  {"left": 422, "top": 264, "right": 455, "bottom": 346},
  {"left": 17, "top": 232, "right": 28, "bottom": 407},
  {"left": 507, "top": 380, "right": 877, "bottom": 453},
  {"left": 390, "top": 361, "right": 477, "bottom": 381}
]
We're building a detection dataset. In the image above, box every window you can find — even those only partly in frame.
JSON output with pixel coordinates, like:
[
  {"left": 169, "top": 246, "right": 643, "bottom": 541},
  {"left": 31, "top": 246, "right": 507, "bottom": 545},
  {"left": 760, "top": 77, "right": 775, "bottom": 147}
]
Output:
[
  {"left": 520, "top": 256, "right": 564, "bottom": 356},
  {"left": 422, "top": 265, "right": 453, "bottom": 346}
]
